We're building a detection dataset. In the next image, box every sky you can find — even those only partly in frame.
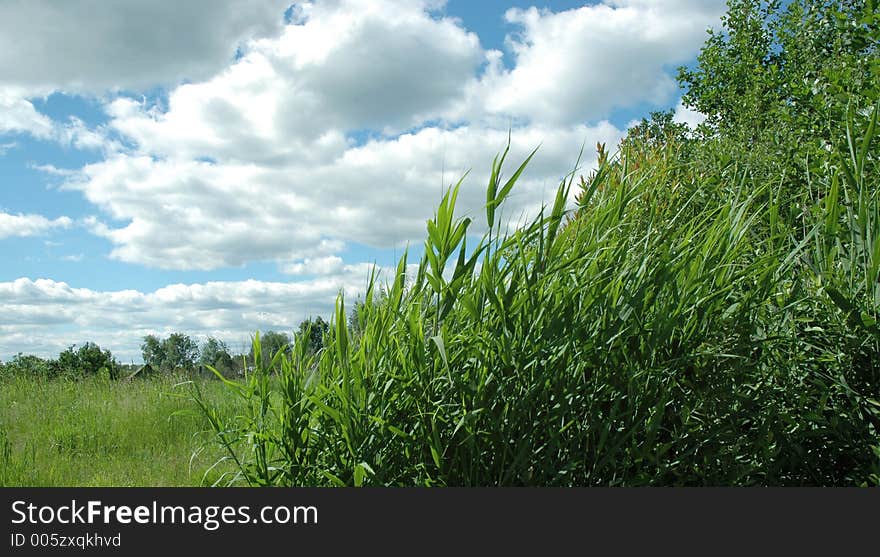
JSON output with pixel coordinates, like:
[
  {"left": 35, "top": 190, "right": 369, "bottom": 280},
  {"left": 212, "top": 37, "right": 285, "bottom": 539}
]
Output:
[{"left": 0, "top": 0, "right": 722, "bottom": 363}]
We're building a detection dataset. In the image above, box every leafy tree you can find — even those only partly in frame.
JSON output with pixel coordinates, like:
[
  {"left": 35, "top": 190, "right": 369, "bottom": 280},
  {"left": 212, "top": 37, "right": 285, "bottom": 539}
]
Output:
[
  {"left": 623, "top": 110, "right": 692, "bottom": 152},
  {"left": 163, "top": 332, "right": 200, "bottom": 372},
  {"left": 250, "top": 330, "right": 290, "bottom": 362},
  {"left": 1, "top": 354, "right": 53, "bottom": 378},
  {"left": 54, "top": 342, "right": 121, "bottom": 379},
  {"left": 141, "top": 332, "right": 200, "bottom": 372},
  {"left": 678, "top": 0, "right": 782, "bottom": 141},
  {"left": 678, "top": 0, "right": 879, "bottom": 176},
  {"left": 296, "top": 316, "right": 329, "bottom": 354},
  {"left": 201, "top": 337, "right": 235, "bottom": 374},
  {"left": 141, "top": 335, "right": 164, "bottom": 368},
  {"left": 618, "top": 110, "right": 697, "bottom": 179}
]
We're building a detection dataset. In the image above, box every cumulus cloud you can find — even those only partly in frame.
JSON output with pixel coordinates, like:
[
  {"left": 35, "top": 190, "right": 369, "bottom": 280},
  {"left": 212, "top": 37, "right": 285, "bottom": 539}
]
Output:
[
  {"left": 55, "top": 117, "right": 121, "bottom": 152},
  {"left": 102, "top": 0, "right": 483, "bottom": 163},
  {"left": 0, "top": 0, "right": 292, "bottom": 93},
  {"left": 66, "top": 122, "right": 622, "bottom": 270},
  {"left": 673, "top": 98, "right": 706, "bottom": 129},
  {"left": 1, "top": 89, "right": 121, "bottom": 151},
  {"left": 62, "top": 0, "right": 644, "bottom": 271},
  {"left": 0, "top": 1, "right": 295, "bottom": 148},
  {"left": 0, "top": 212, "right": 72, "bottom": 239},
  {"left": 445, "top": 0, "right": 725, "bottom": 125},
  {"left": 282, "top": 255, "right": 345, "bottom": 276},
  {"left": 0, "top": 270, "right": 380, "bottom": 361},
  {"left": 0, "top": 87, "right": 54, "bottom": 139}
]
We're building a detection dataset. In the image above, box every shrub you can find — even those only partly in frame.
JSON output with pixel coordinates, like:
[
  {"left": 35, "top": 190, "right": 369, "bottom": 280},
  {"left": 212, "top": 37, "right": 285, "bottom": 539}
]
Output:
[{"left": 53, "top": 342, "right": 121, "bottom": 380}]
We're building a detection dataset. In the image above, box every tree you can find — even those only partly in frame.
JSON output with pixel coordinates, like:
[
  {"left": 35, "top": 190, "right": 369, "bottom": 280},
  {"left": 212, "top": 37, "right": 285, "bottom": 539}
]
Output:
[
  {"left": 678, "top": 0, "right": 781, "bottom": 141},
  {"left": 141, "top": 332, "right": 200, "bottom": 372},
  {"left": 141, "top": 335, "right": 164, "bottom": 368},
  {"left": 55, "top": 342, "right": 121, "bottom": 379},
  {"left": 2, "top": 353, "right": 53, "bottom": 378},
  {"left": 624, "top": 110, "right": 692, "bottom": 150},
  {"left": 201, "top": 337, "right": 235, "bottom": 374},
  {"left": 250, "top": 330, "right": 290, "bottom": 362},
  {"left": 163, "top": 332, "right": 200, "bottom": 372},
  {"left": 296, "top": 316, "right": 329, "bottom": 354},
  {"left": 678, "top": 0, "right": 878, "bottom": 171}
]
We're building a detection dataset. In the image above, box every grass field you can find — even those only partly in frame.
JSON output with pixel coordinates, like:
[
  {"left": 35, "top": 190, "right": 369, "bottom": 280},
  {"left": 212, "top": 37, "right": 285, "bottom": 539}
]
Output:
[{"left": 0, "top": 376, "right": 238, "bottom": 486}]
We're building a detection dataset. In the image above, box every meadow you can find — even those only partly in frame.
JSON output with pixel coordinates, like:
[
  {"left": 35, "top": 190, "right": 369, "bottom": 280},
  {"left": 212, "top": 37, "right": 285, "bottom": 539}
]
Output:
[{"left": 0, "top": 375, "right": 237, "bottom": 486}]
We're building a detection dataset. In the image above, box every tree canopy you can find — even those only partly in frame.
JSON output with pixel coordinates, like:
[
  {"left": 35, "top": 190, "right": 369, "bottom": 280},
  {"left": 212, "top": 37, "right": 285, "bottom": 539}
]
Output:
[
  {"left": 141, "top": 333, "right": 200, "bottom": 372},
  {"left": 678, "top": 0, "right": 879, "bottom": 180}
]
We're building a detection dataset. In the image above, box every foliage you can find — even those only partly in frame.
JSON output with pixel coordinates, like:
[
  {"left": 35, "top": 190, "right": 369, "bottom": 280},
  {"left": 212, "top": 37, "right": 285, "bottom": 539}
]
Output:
[
  {"left": 248, "top": 331, "right": 290, "bottom": 362},
  {"left": 296, "top": 316, "right": 330, "bottom": 355},
  {"left": 141, "top": 335, "right": 164, "bottom": 369},
  {"left": 0, "top": 354, "right": 55, "bottom": 379},
  {"left": 200, "top": 337, "right": 236, "bottom": 375},
  {"left": 53, "top": 342, "right": 121, "bottom": 380},
  {"left": 0, "top": 345, "right": 121, "bottom": 381},
  {"left": 163, "top": 333, "right": 200, "bottom": 372},
  {"left": 622, "top": 110, "right": 693, "bottom": 153},
  {"left": 141, "top": 333, "right": 200, "bottom": 373},
  {"left": 193, "top": 101, "right": 880, "bottom": 485},
  {"left": 678, "top": 0, "right": 879, "bottom": 192}
]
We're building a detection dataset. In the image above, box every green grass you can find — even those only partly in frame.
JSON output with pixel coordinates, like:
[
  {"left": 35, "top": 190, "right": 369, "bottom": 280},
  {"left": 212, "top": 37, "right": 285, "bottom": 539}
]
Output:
[
  {"left": 2, "top": 112, "right": 877, "bottom": 487},
  {"left": 0, "top": 375, "right": 237, "bottom": 486},
  {"left": 4, "top": 119, "right": 878, "bottom": 486},
  {"left": 193, "top": 116, "right": 880, "bottom": 486}
]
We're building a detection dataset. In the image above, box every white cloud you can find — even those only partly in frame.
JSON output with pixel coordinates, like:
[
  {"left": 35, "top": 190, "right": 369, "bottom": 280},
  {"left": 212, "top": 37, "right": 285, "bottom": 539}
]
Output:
[
  {"left": 0, "top": 271, "right": 380, "bottom": 361},
  {"left": 0, "top": 0, "right": 292, "bottom": 93},
  {"left": 65, "top": 122, "right": 622, "bottom": 270},
  {"left": 30, "top": 164, "right": 77, "bottom": 177},
  {"left": 103, "top": 0, "right": 483, "bottom": 163},
  {"left": 282, "top": 255, "right": 345, "bottom": 276},
  {"left": 443, "top": 0, "right": 724, "bottom": 126},
  {"left": 55, "top": 117, "right": 120, "bottom": 153},
  {"left": 0, "top": 87, "right": 54, "bottom": 139},
  {"left": 61, "top": 0, "right": 640, "bottom": 271},
  {"left": 1, "top": 90, "right": 119, "bottom": 150},
  {"left": 673, "top": 98, "right": 706, "bottom": 129},
  {"left": 0, "top": 212, "right": 72, "bottom": 239}
]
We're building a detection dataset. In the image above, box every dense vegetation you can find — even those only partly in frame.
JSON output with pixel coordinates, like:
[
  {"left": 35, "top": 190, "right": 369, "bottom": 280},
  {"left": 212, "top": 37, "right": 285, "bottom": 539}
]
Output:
[
  {"left": 1, "top": 0, "right": 877, "bottom": 486},
  {"left": 193, "top": 0, "right": 880, "bottom": 486}
]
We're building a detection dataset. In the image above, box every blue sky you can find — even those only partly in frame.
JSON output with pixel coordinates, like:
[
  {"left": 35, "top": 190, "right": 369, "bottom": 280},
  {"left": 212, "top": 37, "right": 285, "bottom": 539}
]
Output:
[{"left": 0, "top": 0, "right": 721, "bottom": 362}]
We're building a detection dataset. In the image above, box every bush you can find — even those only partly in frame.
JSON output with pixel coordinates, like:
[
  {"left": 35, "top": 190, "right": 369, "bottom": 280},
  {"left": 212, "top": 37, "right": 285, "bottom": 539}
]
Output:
[
  {"left": 0, "top": 354, "right": 55, "bottom": 379},
  {"left": 53, "top": 343, "right": 122, "bottom": 379}
]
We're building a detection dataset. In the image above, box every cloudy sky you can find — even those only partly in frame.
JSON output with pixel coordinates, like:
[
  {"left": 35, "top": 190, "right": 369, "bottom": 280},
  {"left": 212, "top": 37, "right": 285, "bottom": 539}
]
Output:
[{"left": 0, "top": 0, "right": 721, "bottom": 362}]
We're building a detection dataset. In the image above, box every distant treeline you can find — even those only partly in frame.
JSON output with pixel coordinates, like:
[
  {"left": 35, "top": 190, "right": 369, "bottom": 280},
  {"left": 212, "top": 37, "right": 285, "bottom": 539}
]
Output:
[{"left": 0, "top": 316, "right": 331, "bottom": 380}]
